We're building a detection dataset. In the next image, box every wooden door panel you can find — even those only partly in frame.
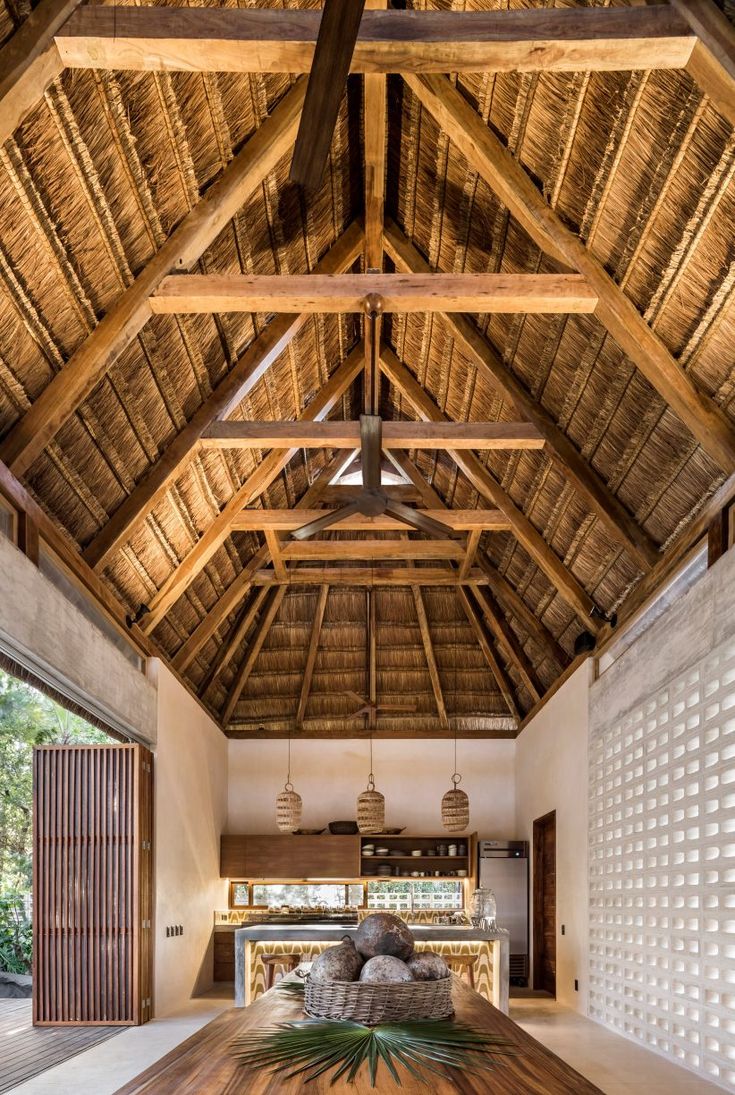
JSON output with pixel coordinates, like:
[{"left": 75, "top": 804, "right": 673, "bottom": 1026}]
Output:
[
  {"left": 33, "top": 744, "right": 153, "bottom": 1025},
  {"left": 220, "top": 835, "right": 360, "bottom": 879},
  {"left": 533, "top": 811, "right": 556, "bottom": 997}
]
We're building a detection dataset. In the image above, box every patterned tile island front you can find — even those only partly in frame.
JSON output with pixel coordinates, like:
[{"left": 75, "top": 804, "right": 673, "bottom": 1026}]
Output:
[{"left": 234, "top": 924, "right": 509, "bottom": 1013}]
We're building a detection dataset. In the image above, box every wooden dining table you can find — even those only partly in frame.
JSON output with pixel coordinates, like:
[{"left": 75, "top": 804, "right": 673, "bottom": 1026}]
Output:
[{"left": 115, "top": 976, "right": 603, "bottom": 1094}]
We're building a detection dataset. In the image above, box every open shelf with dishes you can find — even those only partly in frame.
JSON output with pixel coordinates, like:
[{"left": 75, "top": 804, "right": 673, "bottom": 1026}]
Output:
[{"left": 359, "top": 833, "right": 476, "bottom": 881}]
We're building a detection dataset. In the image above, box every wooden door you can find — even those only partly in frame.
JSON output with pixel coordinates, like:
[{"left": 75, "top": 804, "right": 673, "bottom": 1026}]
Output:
[
  {"left": 533, "top": 810, "right": 556, "bottom": 996},
  {"left": 33, "top": 744, "right": 153, "bottom": 1025}
]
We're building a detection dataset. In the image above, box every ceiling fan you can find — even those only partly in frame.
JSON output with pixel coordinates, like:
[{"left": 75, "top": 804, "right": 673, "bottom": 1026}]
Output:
[
  {"left": 338, "top": 689, "right": 417, "bottom": 722},
  {"left": 290, "top": 0, "right": 367, "bottom": 189}
]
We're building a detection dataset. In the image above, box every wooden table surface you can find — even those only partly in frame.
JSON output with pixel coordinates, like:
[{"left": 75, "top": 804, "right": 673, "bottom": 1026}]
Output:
[{"left": 115, "top": 977, "right": 603, "bottom": 1094}]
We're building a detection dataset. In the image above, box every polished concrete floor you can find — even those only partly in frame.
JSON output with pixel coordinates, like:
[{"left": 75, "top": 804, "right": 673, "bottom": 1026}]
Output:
[
  {"left": 7, "top": 987, "right": 727, "bottom": 1094},
  {"left": 510, "top": 994, "right": 725, "bottom": 1095}
]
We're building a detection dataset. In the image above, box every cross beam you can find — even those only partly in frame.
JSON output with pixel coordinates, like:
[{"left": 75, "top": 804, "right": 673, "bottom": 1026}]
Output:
[
  {"left": 201, "top": 420, "right": 545, "bottom": 451},
  {"left": 230, "top": 509, "right": 510, "bottom": 533},
  {"left": 150, "top": 273, "right": 597, "bottom": 315}
]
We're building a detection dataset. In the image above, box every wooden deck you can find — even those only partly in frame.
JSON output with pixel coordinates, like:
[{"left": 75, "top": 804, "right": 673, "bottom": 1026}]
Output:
[
  {"left": 0, "top": 998, "right": 120, "bottom": 1094},
  {"left": 115, "top": 975, "right": 603, "bottom": 1094}
]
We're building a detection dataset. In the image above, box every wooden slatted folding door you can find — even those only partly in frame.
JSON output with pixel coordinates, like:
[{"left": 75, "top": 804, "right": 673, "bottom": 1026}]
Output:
[{"left": 33, "top": 744, "right": 153, "bottom": 1025}]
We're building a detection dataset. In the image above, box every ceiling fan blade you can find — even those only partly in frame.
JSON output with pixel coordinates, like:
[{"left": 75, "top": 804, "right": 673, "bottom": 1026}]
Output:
[
  {"left": 360, "top": 414, "right": 382, "bottom": 492},
  {"left": 290, "top": 0, "right": 367, "bottom": 189},
  {"left": 290, "top": 500, "right": 363, "bottom": 541},
  {"left": 377, "top": 704, "right": 418, "bottom": 713},
  {"left": 344, "top": 690, "right": 369, "bottom": 708},
  {"left": 383, "top": 500, "right": 465, "bottom": 541}
]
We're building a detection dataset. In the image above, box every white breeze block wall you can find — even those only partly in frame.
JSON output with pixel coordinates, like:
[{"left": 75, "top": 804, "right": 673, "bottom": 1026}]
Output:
[{"left": 589, "top": 548, "right": 735, "bottom": 1091}]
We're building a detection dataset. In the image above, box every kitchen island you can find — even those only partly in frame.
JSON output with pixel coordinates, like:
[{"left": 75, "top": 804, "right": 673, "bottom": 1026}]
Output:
[
  {"left": 116, "top": 973, "right": 602, "bottom": 1094},
  {"left": 234, "top": 922, "right": 510, "bottom": 1012}
]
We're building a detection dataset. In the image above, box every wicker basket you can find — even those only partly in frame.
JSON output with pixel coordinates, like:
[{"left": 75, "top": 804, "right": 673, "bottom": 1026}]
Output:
[{"left": 304, "top": 976, "right": 453, "bottom": 1025}]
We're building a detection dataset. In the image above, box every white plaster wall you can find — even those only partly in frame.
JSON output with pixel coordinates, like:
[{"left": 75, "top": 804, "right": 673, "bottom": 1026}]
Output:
[
  {"left": 151, "top": 661, "right": 228, "bottom": 1016},
  {"left": 515, "top": 662, "right": 591, "bottom": 1014},
  {"left": 227, "top": 738, "right": 516, "bottom": 839},
  {"left": 0, "top": 535, "right": 156, "bottom": 742}
]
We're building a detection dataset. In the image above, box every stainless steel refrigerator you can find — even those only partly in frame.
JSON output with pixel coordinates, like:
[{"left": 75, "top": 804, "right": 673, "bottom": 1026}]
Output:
[{"left": 478, "top": 840, "right": 529, "bottom": 985}]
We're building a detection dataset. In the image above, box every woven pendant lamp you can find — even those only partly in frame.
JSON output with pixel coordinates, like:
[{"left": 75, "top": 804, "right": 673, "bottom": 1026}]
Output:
[
  {"left": 357, "top": 737, "right": 385, "bottom": 834},
  {"left": 275, "top": 736, "right": 302, "bottom": 833}
]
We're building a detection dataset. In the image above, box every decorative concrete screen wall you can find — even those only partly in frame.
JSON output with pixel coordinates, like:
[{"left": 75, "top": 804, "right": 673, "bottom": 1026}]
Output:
[{"left": 589, "top": 632, "right": 735, "bottom": 1090}]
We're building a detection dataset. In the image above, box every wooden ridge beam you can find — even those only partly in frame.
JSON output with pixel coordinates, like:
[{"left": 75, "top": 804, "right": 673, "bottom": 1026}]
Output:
[
  {"left": 230, "top": 509, "right": 510, "bottom": 532},
  {"left": 150, "top": 272, "right": 597, "bottom": 315},
  {"left": 383, "top": 220, "right": 659, "bottom": 570},
  {"left": 476, "top": 554, "right": 569, "bottom": 672},
  {"left": 0, "top": 78, "right": 307, "bottom": 478},
  {"left": 201, "top": 420, "right": 545, "bottom": 451},
  {"left": 0, "top": 0, "right": 80, "bottom": 146},
  {"left": 222, "top": 586, "right": 286, "bottom": 725},
  {"left": 83, "top": 222, "right": 363, "bottom": 572},
  {"left": 142, "top": 345, "right": 363, "bottom": 635},
  {"left": 404, "top": 74, "right": 735, "bottom": 475},
  {"left": 457, "top": 586, "right": 520, "bottom": 721},
  {"left": 55, "top": 6, "right": 695, "bottom": 75},
  {"left": 470, "top": 583, "right": 543, "bottom": 704},
  {"left": 280, "top": 540, "right": 466, "bottom": 562},
  {"left": 671, "top": 0, "right": 735, "bottom": 128},
  {"left": 250, "top": 566, "right": 487, "bottom": 587},
  {"left": 380, "top": 344, "right": 599, "bottom": 629},
  {"left": 173, "top": 452, "right": 350, "bottom": 674},
  {"left": 296, "top": 584, "right": 329, "bottom": 728}
]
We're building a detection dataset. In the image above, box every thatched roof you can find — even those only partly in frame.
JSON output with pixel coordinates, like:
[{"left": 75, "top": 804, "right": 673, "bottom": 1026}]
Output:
[{"left": 1, "top": 0, "right": 734, "bottom": 737}]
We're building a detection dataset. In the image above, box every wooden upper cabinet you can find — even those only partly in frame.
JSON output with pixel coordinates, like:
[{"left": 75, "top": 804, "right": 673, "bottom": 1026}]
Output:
[{"left": 221, "top": 835, "right": 360, "bottom": 879}]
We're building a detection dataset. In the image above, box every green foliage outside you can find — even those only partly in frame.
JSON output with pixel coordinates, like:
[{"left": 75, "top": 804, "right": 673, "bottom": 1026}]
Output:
[{"left": 0, "top": 667, "right": 109, "bottom": 974}]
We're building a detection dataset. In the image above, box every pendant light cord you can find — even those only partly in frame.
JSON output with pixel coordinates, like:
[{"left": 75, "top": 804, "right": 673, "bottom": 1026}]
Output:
[{"left": 285, "top": 734, "right": 293, "bottom": 792}]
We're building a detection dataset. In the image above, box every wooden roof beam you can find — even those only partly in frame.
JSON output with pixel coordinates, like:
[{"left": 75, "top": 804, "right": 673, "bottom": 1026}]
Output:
[
  {"left": 249, "top": 566, "right": 487, "bottom": 588},
  {"left": 296, "top": 584, "right": 329, "bottom": 728},
  {"left": 201, "top": 420, "right": 545, "bottom": 451},
  {"left": 83, "top": 221, "right": 363, "bottom": 572},
  {"left": 197, "top": 587, "right": 270, "bottom": 694},
  {"left": 172, "top": 452, "right": 351, "bottom": 674},
  {"left": 222, "top": 586, "right": 286, "bottom": 726},
  {"left": 383, "top": 221, "right": 659, "bottom": 571},
  {"left": 404, "top": 73, "right": 735, "bottom": 474},
  {"left": 55, "top": 6, "right": 696, "bottom": 75},
  {"left": 671, "top": 0, "right": 735, "bottom": 128},
  {"left": 230, "top": 509, "right": 510, "bottom": 533},
  {"left": 150, "top": 272, "right": 597, "bottom": 315},
  {"left": 0, "top": 77, "right": 307, "bottom": 478},
  {"left": 0, "top": 0, "right": 80, "bottom": 146},
  {"left": 142, "top": 346, "right": 363, "bottom": 635},
  {"left": 280, "top": 541, "right": 466, "bottom": 563},
  {"left": 457, "top": 586, "right": 520, "bottom": 722},
  {"left": 380, "top": 344, "right": 600, "bottom": 630},
  {"left": 364, "top": 0, "right": 387, "bottom": 271},
  {"left": 469, "top": 583, "right": 543, "bottom": 704}
]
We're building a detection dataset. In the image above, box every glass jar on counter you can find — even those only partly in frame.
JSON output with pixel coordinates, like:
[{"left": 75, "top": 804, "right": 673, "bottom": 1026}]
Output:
[{"left": 469, "top": 887, "right": 497, "bottom": 929}]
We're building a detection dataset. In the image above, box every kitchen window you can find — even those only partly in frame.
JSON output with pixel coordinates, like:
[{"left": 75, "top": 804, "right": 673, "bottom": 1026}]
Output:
[
  {"left": 366, "top": 880, "right": 463, "bottom": 912},
  {"left": 230, "top": 882, "right": 364, "bottom": 909}
]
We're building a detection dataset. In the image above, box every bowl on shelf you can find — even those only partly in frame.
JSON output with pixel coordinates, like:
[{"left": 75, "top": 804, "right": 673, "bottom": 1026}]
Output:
[
  {"left": 375, "top": 847, "right": 390, "bottom": 856},
  {"left": 411, "top": 849, "right": 422, "bottom": 857},
  {"left": 292, "top": 828, "right": 325, "bottom": 835},
  {"left": 329, "top": 821, "right": 359, "bottom": 835}
]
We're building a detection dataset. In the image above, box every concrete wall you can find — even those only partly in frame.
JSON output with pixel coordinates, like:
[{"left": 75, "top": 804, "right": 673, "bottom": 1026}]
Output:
[
  {"left": 151, "top": 661, "right": 228, "bottom": 1016},
  {"left": 0, "top": 535, "right": 156, "bottom": 742},
  {"left": 228, "top": 738, "right": 516, "bottom": 839},
  {"left": 515, "top": 662, "right": 591, "bottom": 1013}
]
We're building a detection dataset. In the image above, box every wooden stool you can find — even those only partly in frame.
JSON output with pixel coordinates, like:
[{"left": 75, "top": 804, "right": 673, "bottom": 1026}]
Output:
[
  {"left": 447, "top": 954, "right": 476, "bottom": 989},
  {"left": 262, "top": 953, "right": 300, "bottom": 990}
]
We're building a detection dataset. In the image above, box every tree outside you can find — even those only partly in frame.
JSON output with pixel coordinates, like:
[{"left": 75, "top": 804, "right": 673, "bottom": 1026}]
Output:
[{"left": 0, "top": 668, "right": 109, "bottom": 975}]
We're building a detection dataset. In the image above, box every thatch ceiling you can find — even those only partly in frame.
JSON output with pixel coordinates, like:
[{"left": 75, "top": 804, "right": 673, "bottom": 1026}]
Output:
[{"left": 0, "top": 0, "right": 733, "bottom": 737}]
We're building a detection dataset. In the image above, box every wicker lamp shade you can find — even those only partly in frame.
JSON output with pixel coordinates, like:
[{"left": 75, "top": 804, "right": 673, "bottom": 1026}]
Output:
[
  {"left": 357, "top": 776, "right": 385, "bottom": 834},
  {"left": 442, "top": 774, "right": 470, "bottom": 832},
  {"left": 276, "top": 781, "right": 302, "bottom": 833}
]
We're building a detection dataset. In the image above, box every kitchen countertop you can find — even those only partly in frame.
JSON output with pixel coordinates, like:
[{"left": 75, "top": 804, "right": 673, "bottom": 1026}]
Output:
[{"left": 234, "top": 922, "right": 509, "bottom": 942}]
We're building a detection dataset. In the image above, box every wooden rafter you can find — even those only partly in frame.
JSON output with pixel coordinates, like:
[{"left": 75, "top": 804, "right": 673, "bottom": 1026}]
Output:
[
  {"left": 0, "top": 77, "right": 307, "bottom": 478},
  {"left": 0, "top": 0, "right": 79, "bottom": 146},
  {"left": 379, "top": 344, "right": 599, "bottom": 629},
  {"left": 469, "top": 583, "right": 543, "bottom": 704},
  {"left": 459, "top": 529, "right": 482, "bottom": 582},
  {"left": 364, "top": 0, "right": 387, "bottom": 270},
  {"left": 249, "top": 567, "right": 487, "bottom": 588},
  {"left": 404, "top": 73, "right": 735, "bottom": 475},
  {"left": 231, "top": 509, "right": 510, "bottom": 532},
  {"left": 141, "top": 343, "right": 363, "bottom": 634},
  {"left": 383, "top": 220, "right": 659, "bottom": 570},
  {"left": 477, "top": 554, "right": 569, "bottom": 673},
  {"left": 150, "top": 272, "right": 597, "bottom": 315},
  {"left": 83, "top": 221, "right": 364, "bottom": 572},
  {"left": 671, "top": 0, "right": 735, "bottom": 128},
  {"left": 280, "top": 541, "right": 466, "bottom": 562},
  {"left": 457, "top": 586, "right": 519, "bottom": 721},
  {"left": 201, "top": 420, "right": 545, "bottom": 451},
  {"left": 173, "top": 451, "right": 350, "bottom": 674},
  {"left": 264, "top": 530, "right": 287, "bottom": 581},
  {"left": 222, "top": 586, "right": 286, "bottom": 725},
  {"left": 412, "top": 584, "right": 448, "bottom": 731},
  {"left": 54, "top": 6, "right": 697, "bottom": 76},
  {"left": 296, "top": 584, "right": 329, "bottom": 728},
  {"left": 198, "top": 587, "right": 269, "bottom": 695}
]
